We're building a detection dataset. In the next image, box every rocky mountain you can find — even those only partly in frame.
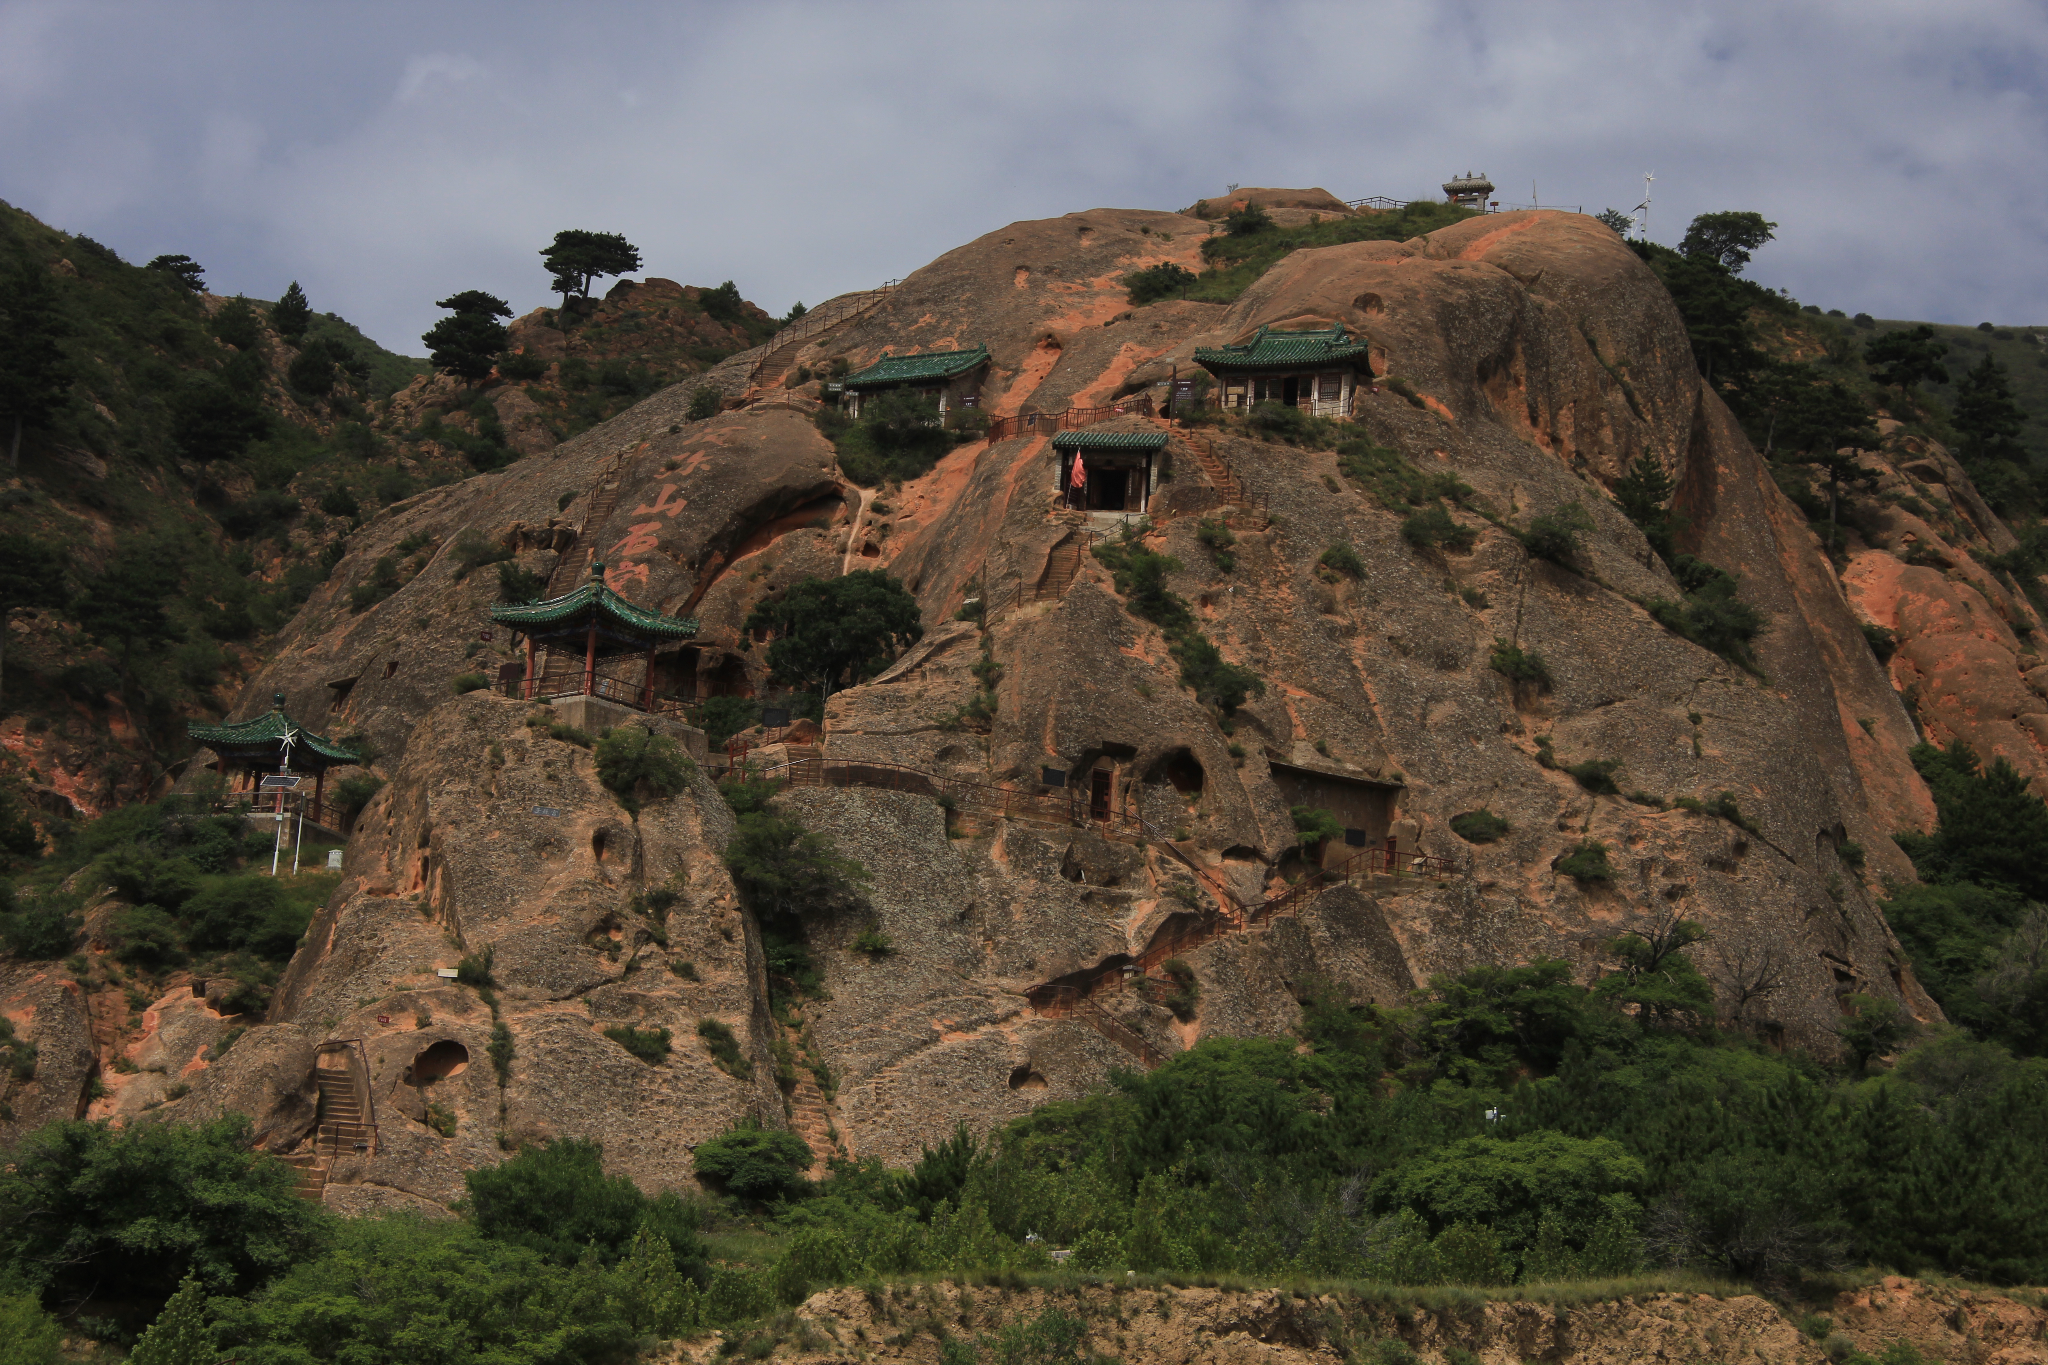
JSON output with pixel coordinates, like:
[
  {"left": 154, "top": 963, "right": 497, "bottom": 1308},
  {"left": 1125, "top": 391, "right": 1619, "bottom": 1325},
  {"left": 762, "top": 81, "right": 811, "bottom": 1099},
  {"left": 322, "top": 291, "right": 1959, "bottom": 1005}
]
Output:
[{"left": 11, "top": 192, "right": 2048, "bottom": 1212}]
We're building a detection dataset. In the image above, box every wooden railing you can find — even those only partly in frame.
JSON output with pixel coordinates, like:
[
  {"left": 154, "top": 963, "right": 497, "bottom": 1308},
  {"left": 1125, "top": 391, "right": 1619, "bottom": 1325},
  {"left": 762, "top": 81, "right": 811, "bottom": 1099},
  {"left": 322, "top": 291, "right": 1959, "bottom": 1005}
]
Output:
[
  {"left": 1029, "top": 986, "right": 1165, "bottom": 1068},
  {"left": 503, "top": 659, "right": 696, "bottom": 719},
  {"left": 984, "top": 394, "right": 1155, "bottom": 444}
]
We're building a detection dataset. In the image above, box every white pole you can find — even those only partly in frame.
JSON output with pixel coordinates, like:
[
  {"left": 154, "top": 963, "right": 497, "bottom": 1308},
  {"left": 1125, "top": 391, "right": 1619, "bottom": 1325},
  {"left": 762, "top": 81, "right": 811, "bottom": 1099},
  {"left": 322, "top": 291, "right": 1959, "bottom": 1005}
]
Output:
[{"left": 292, "top": 798, "right": 304, "bottom": 875}]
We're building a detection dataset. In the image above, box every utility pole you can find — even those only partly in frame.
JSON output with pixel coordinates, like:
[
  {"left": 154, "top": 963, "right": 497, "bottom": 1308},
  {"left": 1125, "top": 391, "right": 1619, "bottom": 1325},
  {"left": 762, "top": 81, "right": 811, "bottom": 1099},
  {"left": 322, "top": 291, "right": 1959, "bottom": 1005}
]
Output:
[{"left": 1633, "top": 171, "right": 1655, "bottom": 240}]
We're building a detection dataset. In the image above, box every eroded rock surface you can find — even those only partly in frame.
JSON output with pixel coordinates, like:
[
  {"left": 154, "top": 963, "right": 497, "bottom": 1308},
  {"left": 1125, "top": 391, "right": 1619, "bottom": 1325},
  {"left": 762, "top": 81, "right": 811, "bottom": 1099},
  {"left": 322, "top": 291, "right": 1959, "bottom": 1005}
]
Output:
[{"left": 178, "top": 203, "right": 2002, "bottom": 1195}]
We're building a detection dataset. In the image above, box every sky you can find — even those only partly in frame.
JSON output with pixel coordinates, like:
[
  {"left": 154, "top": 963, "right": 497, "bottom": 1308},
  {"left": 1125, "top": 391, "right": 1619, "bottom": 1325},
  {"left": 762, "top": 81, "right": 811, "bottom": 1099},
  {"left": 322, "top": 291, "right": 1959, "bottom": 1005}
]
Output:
[{"left": 2, "top": 0, "right": 2045, "bottom": 356}]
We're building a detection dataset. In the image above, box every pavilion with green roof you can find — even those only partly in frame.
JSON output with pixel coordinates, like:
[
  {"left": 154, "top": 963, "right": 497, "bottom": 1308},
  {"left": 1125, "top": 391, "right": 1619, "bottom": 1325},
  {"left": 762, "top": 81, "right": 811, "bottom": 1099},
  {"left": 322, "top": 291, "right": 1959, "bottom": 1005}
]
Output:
[
  {"left": 837, "top": 344, "right": 989, "bottom": 419},
  {"left": 188, "top": 692, "right": 360, "bottom": 819},
  {"left": 1051, "top": 428, "right": 1169, "bottom": 513},
  {"left": 489, "top": 562, "right": 699, "bottom": 709},
  {"left": 1192, "top": 323, "right": 1376, "bottom": 417}
]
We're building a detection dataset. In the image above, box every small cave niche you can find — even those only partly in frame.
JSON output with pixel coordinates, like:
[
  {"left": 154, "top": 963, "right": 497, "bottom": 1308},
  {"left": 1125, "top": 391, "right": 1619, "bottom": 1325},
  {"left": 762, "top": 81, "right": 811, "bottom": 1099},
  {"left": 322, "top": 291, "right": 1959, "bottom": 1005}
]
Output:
[
  {"left": 1008, "top": 1063, "right": 1048, "bottom": 1091},
  {"left": 1148, "top": 748, "right": 1205, "bottom": 798},
  {"left": 412, "top": 1039, "right": 469, "bottom": 1083},
  {"left": 592, "top": 830, "right": 609, "bottom": 863}
]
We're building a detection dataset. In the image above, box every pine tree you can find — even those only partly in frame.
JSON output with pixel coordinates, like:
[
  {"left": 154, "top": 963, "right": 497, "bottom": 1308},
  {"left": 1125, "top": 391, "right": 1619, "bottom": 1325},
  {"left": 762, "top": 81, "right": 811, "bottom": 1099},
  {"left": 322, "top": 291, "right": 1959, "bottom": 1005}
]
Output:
[
  {"left": 1953, "top": 353, "right": 2027, "bottom": 465},
  {"left": 269, "top": 280, "right": 312, "bottom": 343},
  {"left": 1612, "top": 449, "right": 1677, "bottom": 562},
  {"left": 129, "top": 1274, "right": 212, "bottom": 1365}
]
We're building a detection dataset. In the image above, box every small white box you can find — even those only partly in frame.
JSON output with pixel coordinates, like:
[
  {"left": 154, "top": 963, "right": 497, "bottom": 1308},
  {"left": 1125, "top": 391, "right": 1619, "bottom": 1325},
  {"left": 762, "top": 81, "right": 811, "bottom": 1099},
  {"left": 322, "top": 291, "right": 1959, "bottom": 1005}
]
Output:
[
  {"left": 326, "top": 850, "right": 343, "bottom": 870},
  {"left": 436, "top": 968, "right": 460, "bottom": 979}
]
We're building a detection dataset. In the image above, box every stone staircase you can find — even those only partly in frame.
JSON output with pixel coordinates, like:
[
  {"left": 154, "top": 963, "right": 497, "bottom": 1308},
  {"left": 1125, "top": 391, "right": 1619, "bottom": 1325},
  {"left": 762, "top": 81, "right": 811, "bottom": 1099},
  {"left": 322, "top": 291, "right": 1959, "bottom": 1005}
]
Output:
[
  {"left": 544, "top": 451, "right": 635, "bottom": 597},
  {"left": 1175, "top": 433, "right": 1268, "bottom": 526},
  {"left": 1033, "top": 535, "right": 1087, "bottom": 600},
  {"left": 746, "top": 287, "right": 895, "bottom": 393},
  {"left": 781, "top": 1025, "right": 844, "bottom": 1166},
  {"left": 285, "top": 1067, "right": 378, "bottom": 1202}
]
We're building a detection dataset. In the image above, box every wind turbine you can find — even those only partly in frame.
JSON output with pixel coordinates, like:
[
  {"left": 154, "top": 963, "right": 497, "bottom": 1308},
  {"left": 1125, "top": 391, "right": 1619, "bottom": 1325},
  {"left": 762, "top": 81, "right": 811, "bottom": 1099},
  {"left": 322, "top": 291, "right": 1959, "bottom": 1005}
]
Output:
[{"left": 1632, "top": 171, "right": 1655, "bottom": 240}]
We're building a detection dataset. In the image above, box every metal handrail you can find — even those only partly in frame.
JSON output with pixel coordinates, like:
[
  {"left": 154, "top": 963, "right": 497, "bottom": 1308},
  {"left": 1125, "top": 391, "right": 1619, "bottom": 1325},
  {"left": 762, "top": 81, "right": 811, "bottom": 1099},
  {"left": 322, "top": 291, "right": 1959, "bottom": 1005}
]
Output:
[
  {"left": 314, "top": 1038, "right": 377, "bottom": 1156},
  {"left": 984, "top": 394, "right": 1155, "bottom": 445}
]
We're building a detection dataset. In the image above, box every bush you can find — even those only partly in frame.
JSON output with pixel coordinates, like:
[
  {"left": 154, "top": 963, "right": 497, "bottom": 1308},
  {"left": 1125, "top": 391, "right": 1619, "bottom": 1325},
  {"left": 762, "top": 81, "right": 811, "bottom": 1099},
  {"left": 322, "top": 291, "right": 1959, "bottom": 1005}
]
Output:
[
  {"left": 698, "top": 1018, "right": 753, "bottom": 1079},
  {"left": 1291, "top": 805, "right": 1343, "bottom": 847},
  {"left": 1450, "top": 810, "right": 1510, "bottom": 844},
  {"left": 1195, "top": 516, "right": 1237, "bottom": 572},
  {"left": 1, "top": 899, "right": 81, "bottom": 960},
  {"left": 1519, "top": 501, "right": 1595, "bottom": 565},
  {"left": 689, "top": 696, "right": 761, "bottom": 750},
  {"left": 114, "top": 905, "right": 187, "bottom": 970},
  {"left": 1224, "top": 202, "right": 1274, "bottom": 235},
  {"left": 547, "top": 722, "right": 594, "bottom": 748},
  {"left": 1489, "top": 638, "right": 1552, "bottom": 688},
  {"left": 0, "top": 1113, "right": 326, "bottom": 1318},
  {"left": 331, "top": 774, "right": 384, "bottom": 820},
  {"left": 1402, "top": 504, "right": 1476, "bottom": 552},
  {"left": 1169, "top": 631, "right": 1263, "bottom": 713},
  {"left": 724, "top": 808, "right": 870, "bottom": 925},
  {"left": 450, "top": 672, "right": 488, "bottom": 695},
  {"left": 496, "top": 561, "right": 546, "bottom": 603},
  {"left": 687, "top": 386, "right": 721, "bottom": 421},
  {"left": 346, "top": 556, "right": 404, "bottom": 613},
  {"left": 1157, "top": 958, "right": 1200, "bottom": 1022},
  {"left": 1319, "top": 541, "right": 1365, "bottom": 578},
  {"left": 603, "top": 1025, "right": 672, "bottom": 1064},
  {"left": 831, "top": 390, "right": 955, "bottom": 486},
  {"left": 1564, "top": 757, "right": 1621, "bottom": 795},
  {"left": 594, "top": 725, "right": 694, "bottom": 813},
  {"left": 852, "top": 928, "right": 894, "bottom": 956},
  {"left": 1556, "top": 840, "right": 1615, "bottom": 882},
  {"left": 498, "top": 349, "right": 547, "bottom": 381},
  {"left": 183, "top": 878, "right": 312, "bottom": 959},
  {"left": 488, "top": 1022, "right": 514, "bottom": 1086},
  {"left": 463, "top": 1137, "right": 702, "bottom": 1272},
  {"left": 1123, "top": 262, "right": 1196, "bottom": 305},
  {"left": 1647, "top": 555, "right": 1767, "bottom": 669},
  {"left": 455, "top": 945, "right": 495, "bottom": 987},
  {"left": 0, "top": 1292, "right": 65, "bottom": 1365},
  {"left": 1862, "top": 621, "right": 1898, "bottom": 663},
  {"left": 448, "top": 527, "right": 512, "bottom": 581},
  {"left": 691, "top": 1118, "right": 813, "bottom": 1202}
]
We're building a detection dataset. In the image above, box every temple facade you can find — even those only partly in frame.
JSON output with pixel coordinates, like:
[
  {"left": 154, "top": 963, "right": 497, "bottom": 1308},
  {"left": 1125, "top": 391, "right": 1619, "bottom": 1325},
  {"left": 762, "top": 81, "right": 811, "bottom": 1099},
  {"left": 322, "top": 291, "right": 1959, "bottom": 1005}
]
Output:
[
  {"left": 1052, "top": 428, "right": 1169, "bottom": 514},
  {"left": 1192, "top": 323, "right": 1375, "bottom": 417},
  {"left": 836, "top": 344, "right": 989, "bottom": 418},
  {"left": 488, "top": 563, "right": 699, "bottom": 713}
]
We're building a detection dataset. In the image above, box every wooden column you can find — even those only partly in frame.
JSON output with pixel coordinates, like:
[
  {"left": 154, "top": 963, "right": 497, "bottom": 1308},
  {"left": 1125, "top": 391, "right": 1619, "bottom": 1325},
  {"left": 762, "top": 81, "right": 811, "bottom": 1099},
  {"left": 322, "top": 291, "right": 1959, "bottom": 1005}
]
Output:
[
  {"left": 315, "top": 769, "right": 326, "bottom": 827},
  {"left": 524, "top": 635, "right": 537, "bottom": 700},
  {"left": 641, "top": 646, "right": 656, "bottom": 710},
  {"left": 584, "top": 621, "right": 598, "bottom": 697}
]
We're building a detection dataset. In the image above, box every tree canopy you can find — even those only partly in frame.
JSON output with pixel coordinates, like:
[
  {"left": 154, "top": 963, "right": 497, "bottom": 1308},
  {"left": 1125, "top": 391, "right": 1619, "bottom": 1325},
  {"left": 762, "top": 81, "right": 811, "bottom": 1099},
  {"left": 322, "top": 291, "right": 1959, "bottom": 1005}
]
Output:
[
  {"left": 268, "top": 280, "right": 311, "bottom": 342},
  {"left": 145, "top": 254, "right": 205, "bottom": 292},
  {"left": 1678, "top": 211, "right": 1778, "bottom": 273},
  {"left": 421, "top": 290, "right": 512, "bottom": 383},
  {"left": 540, "top": 230, "right": 642, "bottom": 307},
  {"left": 1865, "top": 324, "right": 1951, "bottom": 391},
  {"left": 0, "top": 263, "right": 71, "bottom": 467},
  {"left": 744, "top": 570, "right": 923, "bottom": 696}
]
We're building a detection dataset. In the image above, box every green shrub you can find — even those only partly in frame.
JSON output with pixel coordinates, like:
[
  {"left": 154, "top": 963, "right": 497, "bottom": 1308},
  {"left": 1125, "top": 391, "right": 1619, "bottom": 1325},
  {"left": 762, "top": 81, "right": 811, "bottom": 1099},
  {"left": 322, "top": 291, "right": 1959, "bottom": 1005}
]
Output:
[
  {"left": 1863, "top": 621, "right": 1898, "bottom": 663},
  {"left": 448, "top": 527, "right": 511, "bottom": 581},
  {"left": 691, "top": 1118, "right": 813, "bottom": 1202},
  {"left": 1291, "top": 805, "right": 1343, "bottom": 847},
  {"left": 1450, "top": 810, "right": 1510, "bottom": 844},
  {"left": 1519, "top": 501, "right": 1595, "bottom": 565},
  {"left": 594, "top": 725, "right": 693, "bottom": 813},
  {"left": 687, "top": 386, "right": 721, "bottom": 421},
  {"left": 464, "top": 1137, "right": 702, "bottom": 1271},
  {"left": 546, "top": 722, "right": 594, "bottom": 748},
  {"left": 1224, "top": 202, "right": 1273, "bottom": 235},
  {"left": 828, "top": 390, "right": 955, "bottom": 486},
  {"left": 852, "top": 928, "right": 894, "bottom": 956},
  {"left": 1489, "top": 638, "right": 1552, "bottom": 688},
  {"left": 689, "top": 696, "right": 762, "bottom": 750},
  {"left": 332, "top": 774, "right": 383, "bottom": 820},
  {"left": 603, "top": 1025, "right": 672, "bottom": 1065},
  {"left": 346, "top": 555, "right": 404, "bottom": 613},
  {"left": 183, "top": 878, "right": 311, "bottom": 959},
  {"left": 1402, "top": 504, "right": 1476, "bottom": 552},
  {"left": 424, "top": 1102, "right": 457, "bottom": 1138},
  {"left": 496, "top": 561, "right": 545, "bottom": 603},
  {"left": 1647, "top": 555, "right": 1768, "bottom": 670},
  {"left": 698, "top": 1018, "right": 753, "bottom": 1079},
  {"left": 499, "top": 349, "right": 547, "bottom": 381},
  {"left": 1318, "top": 541, "right": 1365, "bottom": 578},
  {"left": 1195, "top": 516, "right": 1237, "bottom": 572},
  {"left": 1157, "top": 958, "right": 1200, "bottom": 1022},
  {"left": 1556, "top": 840, "right": 1615, "bottom": 882},
  {"left": 1123, "top": 262, "right": 1196, "bottom": 305},
  {"left": 1336, "top": 438, "right": 1471, "bottom": 511},
  {"left": 488, "top": 1022, "right": 514, "bottom": 1086},
  {"left": 450, "top": 672, "right": 488, "bottom": 695},
  {"left": 1564, "top": 758, "right": 1621, "bottom": 795},
  {"left": 1, "top": 898, "right": 81, "bottom": 960},
  {"left": 455, "top": 944, "right": 495, "bottom": 987}
]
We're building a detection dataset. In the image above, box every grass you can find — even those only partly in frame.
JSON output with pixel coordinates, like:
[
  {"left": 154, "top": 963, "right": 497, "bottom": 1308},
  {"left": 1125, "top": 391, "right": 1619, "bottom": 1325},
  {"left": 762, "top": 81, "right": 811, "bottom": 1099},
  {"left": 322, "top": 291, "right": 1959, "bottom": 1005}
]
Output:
[{"left": 1171, "top": 201, "right": 1484, "bottom": 305}]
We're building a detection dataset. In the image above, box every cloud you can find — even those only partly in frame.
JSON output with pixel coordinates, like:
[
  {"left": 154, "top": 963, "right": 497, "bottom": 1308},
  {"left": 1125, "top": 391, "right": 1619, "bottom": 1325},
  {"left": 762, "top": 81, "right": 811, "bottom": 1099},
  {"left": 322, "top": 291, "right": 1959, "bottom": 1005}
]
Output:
[{"left": 1, "top": 0, "right": 2044, "bottom": 351}]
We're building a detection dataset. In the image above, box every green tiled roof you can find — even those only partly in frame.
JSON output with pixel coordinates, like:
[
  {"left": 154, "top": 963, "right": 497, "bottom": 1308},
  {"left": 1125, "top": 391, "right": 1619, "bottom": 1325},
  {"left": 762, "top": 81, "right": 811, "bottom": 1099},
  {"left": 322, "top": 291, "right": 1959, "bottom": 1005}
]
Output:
[
  {"left": 841, "top": 345, "right": 989, "bottom": 390},
  {"left": 1193, "top": 324, "right": 1372, "bottom": 373},
  {"left": 489, "top": 576, "right": 698, "bottom": 641},
  {"left": 189, "top": 695, "right": 359, "bottom": 766},
  {"left": 1052, "top": 429, "right": 1169, "bottom": 451}
]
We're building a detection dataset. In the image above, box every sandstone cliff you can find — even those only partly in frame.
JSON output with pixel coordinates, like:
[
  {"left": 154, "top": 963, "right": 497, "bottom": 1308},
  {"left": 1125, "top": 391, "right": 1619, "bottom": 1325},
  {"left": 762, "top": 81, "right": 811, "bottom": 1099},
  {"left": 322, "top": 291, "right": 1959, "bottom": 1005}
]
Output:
[{"left": 97, "top": 202, "right": 2030, "bottom": 1205}]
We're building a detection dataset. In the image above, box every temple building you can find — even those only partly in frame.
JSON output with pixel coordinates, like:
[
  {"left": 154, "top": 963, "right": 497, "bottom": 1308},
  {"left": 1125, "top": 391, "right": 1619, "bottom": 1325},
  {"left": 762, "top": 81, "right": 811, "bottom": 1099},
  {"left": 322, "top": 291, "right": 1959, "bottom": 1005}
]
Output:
[
  {"left": 1191, "top": 324, "right": 1375, "bottom": 416},
  {"left": 837, "top": 344, "right": 989, "bottom": 418},
  {"left": 188, "top": 693, "right": 360, "bottom": 826},
  {"left": 1053, "top": 429, "right": 1169, "bottom": 514},
  {"left": 488, "top": 563, "right": 699, "bottom": 715}
]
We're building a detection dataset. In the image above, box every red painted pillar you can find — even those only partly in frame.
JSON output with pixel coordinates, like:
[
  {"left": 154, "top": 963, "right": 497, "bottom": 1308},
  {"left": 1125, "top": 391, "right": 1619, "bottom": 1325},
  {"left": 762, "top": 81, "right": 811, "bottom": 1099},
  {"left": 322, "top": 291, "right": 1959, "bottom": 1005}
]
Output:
[
  {"left": 584, "top": 621, "right": 598, "bottom": 697},
  {"left": 524, "top": 635, "right": 537, "bottom": 700}
]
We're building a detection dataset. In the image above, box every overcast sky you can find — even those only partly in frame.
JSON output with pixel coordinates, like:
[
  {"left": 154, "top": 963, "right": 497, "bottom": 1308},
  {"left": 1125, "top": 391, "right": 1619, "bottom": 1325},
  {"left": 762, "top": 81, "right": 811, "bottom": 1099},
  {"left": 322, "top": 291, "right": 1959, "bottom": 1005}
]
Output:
[{"left": 3, "top": 1, "right": 2044, "bottom": 355}]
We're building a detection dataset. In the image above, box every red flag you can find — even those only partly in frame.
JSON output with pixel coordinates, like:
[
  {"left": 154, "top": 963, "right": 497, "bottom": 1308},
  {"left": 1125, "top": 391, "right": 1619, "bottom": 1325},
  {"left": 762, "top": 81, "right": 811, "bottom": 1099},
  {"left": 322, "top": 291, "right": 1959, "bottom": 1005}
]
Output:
[{"left": 1069, "top": 454, "right": 1087, "bottom": 489}]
